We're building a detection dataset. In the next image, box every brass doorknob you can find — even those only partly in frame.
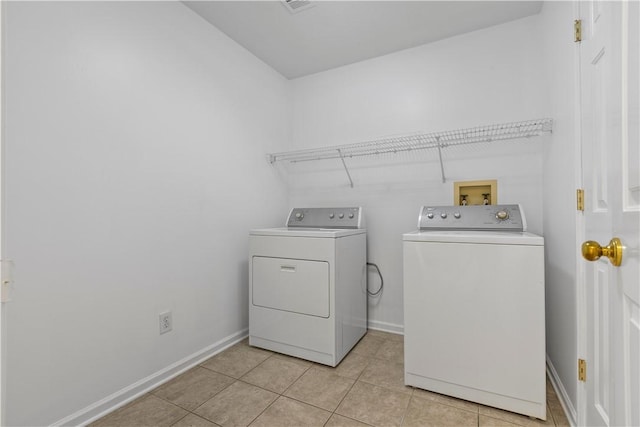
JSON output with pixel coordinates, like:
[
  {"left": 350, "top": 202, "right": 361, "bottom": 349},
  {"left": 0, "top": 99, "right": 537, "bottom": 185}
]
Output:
[{"left": 581, "top": 237, "right": 623, "bottom": 267}]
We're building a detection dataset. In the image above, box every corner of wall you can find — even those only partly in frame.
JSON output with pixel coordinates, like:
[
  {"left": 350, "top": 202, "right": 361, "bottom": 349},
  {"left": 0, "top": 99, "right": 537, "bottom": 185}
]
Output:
[{"left": 547, "top": 356, "right": 578, "bottom": 427}]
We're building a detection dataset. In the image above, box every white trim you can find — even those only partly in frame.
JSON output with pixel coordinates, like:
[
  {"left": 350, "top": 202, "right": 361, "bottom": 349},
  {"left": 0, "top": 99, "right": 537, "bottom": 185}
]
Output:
[
  {"left": 0, "top": 1, "right": 5, "bottom": 424},
  {"left": 574, "top": 1, "right": 587, "bottom": 426},
  {"left": 54, "top": 328, "right": 248, "bottom": 427},
  {"left": 547, "top": 356, "right": 578, "bottom": 427},
  {"left": 367, "top": 319, "right": 403, "bottom": 335}
]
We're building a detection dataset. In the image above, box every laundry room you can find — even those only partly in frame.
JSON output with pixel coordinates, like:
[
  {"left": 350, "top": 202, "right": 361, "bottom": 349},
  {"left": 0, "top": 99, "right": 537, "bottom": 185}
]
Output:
[{"left": 2, "top": 1, "right": 638, "bottom": 426}]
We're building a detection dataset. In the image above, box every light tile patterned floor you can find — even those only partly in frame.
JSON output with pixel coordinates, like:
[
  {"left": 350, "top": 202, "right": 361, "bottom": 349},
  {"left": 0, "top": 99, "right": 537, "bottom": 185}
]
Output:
[{"left": 91, "top": 331, "right": 570, "bottom": 427}]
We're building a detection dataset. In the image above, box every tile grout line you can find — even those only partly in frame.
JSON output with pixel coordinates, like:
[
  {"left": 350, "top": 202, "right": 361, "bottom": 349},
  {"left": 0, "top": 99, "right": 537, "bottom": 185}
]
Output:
[
  {"left": 397, "top": 386, "right": 415, "bottom": 427},
  {"left": 199, "top": 336, "right": 449, "bottom": 426},
  {"left": 322, "top": 339, "right": 389, "bottom": 427},
  {"left": 244, "top": 391, "right": 279, "bottom": 427},
  {"left": 324, "top": 367, "right": 361, "bottom": 423},
  {"left": 275, "top": 364, "right": 360, "bottom": 423},
  {"left": 330, "top": 337, "right": 410, "bottom": 426},
  {"left": 233, "top": 360, "right": 328, "bottom": 425},
  {"left": 547, "top": 397, "right": 558, "bottom": 427},
  {"left": 278, "top": 359, "right": 314, "bottom": 396},
  {"left": 168, "top": 412, "right": 192, "bottom": 427},
  {"left": 331, "top": 340, "right": 383, "bottom": 422},
  {"left": 155, "top": 377, "right": 235, "bottom": 426},
  {"left": 162, "top": 348, "right": 281, "bottom": 426},
  {"left": 98, "top": 332, "right": 563, "bottom": 427},
  {"left": 243, "top": 351, "right": 370, "bottom": 426}
]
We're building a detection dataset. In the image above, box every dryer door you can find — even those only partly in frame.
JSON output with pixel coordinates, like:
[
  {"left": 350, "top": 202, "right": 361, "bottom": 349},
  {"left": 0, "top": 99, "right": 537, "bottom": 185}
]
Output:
[{"left": 252, "top": 256, "right": 330, "bottom": 318}]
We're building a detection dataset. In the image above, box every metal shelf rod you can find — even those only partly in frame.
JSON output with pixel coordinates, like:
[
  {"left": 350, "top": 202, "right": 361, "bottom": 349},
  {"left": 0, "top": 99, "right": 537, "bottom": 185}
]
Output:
[
  {"left": 436, "top": 137, "right": 446, "bottom": 183},
  {"left": 337, "top": 149, "right": 354, "bottom": 188},
  {"left": 268, "top": 118, "right": 553, "bottom": 185}
]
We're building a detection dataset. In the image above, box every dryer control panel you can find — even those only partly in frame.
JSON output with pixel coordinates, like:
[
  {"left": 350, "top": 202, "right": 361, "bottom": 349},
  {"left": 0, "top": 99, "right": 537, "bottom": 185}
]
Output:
[
  {"left": 287, "top": 207, "right": 363, "bottom": 229},
  {"left": 418, "top": 204, "right": 526, "bottom": 232}
]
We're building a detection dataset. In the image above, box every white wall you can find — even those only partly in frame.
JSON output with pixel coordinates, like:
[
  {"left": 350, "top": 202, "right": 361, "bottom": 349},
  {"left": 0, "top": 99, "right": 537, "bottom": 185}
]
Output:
[
  {"left": 540, "top": 1, "right": 579, "bottom": 420},
  {"left": 3, "top": 2, "right": 289, "bottom": 425},
  {"left": 2, "top": 2, "right": 582, "bottom": 425},
  {"left": 288, "top": 15, "right": 548, "bottom": 331}
]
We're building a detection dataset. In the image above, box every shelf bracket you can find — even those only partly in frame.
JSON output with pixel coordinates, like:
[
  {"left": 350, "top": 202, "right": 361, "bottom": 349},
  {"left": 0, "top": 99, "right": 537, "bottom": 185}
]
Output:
[
  {"left": 337, "top": 149, "right": 354, "bottom": 188},
  {"left": 436, "top": 137, "right": 446, "bottom": 183}
]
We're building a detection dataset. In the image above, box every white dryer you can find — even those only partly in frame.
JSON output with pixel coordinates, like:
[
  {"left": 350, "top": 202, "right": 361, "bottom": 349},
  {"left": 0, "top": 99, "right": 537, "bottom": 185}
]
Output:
[
  {"left": 249, "top": 207, "right": 367, "bottom": 367},
  {"left": 403, "top": 205, "right": 546, "bottom": 419}
]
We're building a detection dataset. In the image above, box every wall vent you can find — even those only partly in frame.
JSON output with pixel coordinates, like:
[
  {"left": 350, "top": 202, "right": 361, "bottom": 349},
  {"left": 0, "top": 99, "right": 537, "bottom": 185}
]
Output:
[{"left": 281, "top": 0, "right": 314, "bottom": 14}]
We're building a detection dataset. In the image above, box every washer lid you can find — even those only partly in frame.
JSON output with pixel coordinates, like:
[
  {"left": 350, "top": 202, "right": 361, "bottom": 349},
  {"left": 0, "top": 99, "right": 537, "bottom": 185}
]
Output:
[
  {"left": 250, "top": 227, "right": 366, "bottom": 238},
  {"left": 402, "top": 230, "right": 543, "bottom": 245}
]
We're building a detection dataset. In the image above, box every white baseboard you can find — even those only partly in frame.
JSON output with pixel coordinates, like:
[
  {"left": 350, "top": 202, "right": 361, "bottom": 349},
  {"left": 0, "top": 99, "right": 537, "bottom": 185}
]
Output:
[
  {"left": 546, "top": 355, "right": 578, "bottom": 427},
  {"left": 367, "top": 319, "right": 404, "bottom": 335},
  {"left": 54, "top": 328, "right": 248, "bottom": 427}
]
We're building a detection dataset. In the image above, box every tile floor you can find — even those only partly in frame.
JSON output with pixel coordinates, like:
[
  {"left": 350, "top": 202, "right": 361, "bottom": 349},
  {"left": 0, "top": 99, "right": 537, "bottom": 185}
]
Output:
[{"left": 91, "top": 331, "right": 570, "bottom": 427}]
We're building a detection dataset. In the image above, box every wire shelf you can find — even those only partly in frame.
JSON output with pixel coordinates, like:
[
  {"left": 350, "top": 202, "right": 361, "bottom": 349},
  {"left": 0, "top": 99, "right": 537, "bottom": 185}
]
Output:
[{"left": 268, "top": 118, "right": 553, "bottom": 185}]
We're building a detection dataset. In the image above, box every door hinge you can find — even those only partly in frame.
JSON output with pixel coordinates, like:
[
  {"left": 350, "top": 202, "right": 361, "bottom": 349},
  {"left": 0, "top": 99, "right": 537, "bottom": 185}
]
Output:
[
  {"left": 577, "top": 189, "right": 585, "bottom": 211},
  {"left": 574, "top": 19, "right": 582, "bottom": 42},
  {"left": 579, "top": 358, "right": 587, "bottom": 382}
]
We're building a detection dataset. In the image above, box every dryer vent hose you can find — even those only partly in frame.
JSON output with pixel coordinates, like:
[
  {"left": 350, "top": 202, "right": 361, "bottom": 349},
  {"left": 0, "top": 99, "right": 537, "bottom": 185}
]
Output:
[{"left": 366, "top": 262, "right": 383, "bottom": 297}]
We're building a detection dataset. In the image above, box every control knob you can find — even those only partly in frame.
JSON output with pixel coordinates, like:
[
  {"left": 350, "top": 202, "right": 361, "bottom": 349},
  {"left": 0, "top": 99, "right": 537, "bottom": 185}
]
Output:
[
  {"left": 453, "top": 212, "right": 461, "bottom": 219},
  {"left": 329, "top": 213, "right": 335, "bottom": 219},
  {"left": 339, "top": 213, "right": 344, "bottom": 219},
  {"left": 348, "top": 213, "right": 354, "bottom": 219},
  {"left": 496, "top": 210, "right": 509, "bottom": 220},
  {"left": 295, "top": 212, "right": 304, "bottom": 221},
  {"left": 440, "top": 212, "right": 448, "bottom": 219},
  {"left": 427, "top": 213, "right": 434, "bottom": 219}
]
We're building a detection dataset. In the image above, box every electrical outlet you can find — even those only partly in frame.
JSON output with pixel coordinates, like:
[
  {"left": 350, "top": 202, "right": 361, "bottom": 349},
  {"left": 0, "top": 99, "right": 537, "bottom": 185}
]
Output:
[{"left": 159, "top": 311, "right": 173, "bottom": 334}]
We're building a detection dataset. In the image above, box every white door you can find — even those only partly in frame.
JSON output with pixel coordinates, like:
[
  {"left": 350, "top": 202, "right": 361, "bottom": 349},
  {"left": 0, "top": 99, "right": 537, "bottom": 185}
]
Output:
[{"left": 580, "top": 1, "right": 640, "bottom": 426}]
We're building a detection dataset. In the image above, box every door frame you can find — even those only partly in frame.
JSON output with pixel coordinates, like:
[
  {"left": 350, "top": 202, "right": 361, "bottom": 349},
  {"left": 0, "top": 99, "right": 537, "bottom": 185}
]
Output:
[
  {"left": 575, "top": 0, "right": 587, "bottom": 420},
  {"left": 0, "top": 0, "right": 5, "bottom": 424},
  {"left": 573, "top": 0, "right": 587, "bottom": 422}
]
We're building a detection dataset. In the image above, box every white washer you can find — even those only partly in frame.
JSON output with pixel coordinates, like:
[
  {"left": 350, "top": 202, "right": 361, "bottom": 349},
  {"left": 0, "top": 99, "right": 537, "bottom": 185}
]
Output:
[
  {"left": 249, "top": 207, "right": 367, "bottom": 367},
  {"left": 403, "top": 204, "right": 546, "bottom": 419}
]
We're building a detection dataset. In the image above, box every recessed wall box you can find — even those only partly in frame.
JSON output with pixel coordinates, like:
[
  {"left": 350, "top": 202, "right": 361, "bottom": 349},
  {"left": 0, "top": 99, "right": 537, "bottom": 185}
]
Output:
[{"left": 453, "top": 180, "right": 497, "bottom": 206}]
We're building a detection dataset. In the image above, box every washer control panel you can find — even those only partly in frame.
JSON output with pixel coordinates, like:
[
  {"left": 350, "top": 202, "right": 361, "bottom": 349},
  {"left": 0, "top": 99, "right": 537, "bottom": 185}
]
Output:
[
  {"left": 418, "top": 204, "right": 526, "bottom": 231},
  {"left": 287, "top": 207, "right": 363, "bottom": 229}
]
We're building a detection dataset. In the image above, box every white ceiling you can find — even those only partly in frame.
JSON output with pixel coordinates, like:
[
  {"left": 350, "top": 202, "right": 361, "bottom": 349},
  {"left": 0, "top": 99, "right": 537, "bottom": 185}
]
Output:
[{"left": 183, "top": 1, "right": 543, "bottom": 79}]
